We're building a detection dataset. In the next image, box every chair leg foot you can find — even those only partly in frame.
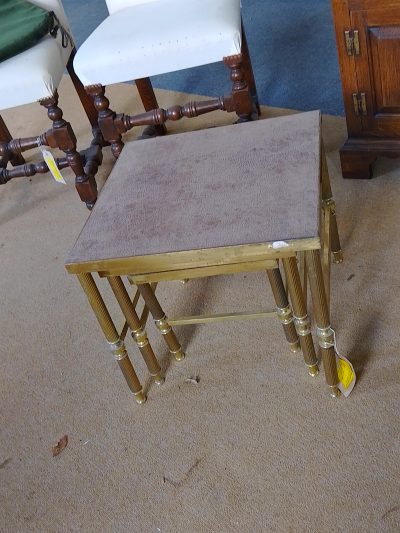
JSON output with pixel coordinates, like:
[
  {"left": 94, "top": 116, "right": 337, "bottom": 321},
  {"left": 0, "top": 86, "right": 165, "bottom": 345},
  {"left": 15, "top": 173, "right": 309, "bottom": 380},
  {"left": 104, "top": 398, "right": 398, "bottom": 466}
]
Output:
[
  {"left": 333, "top": 250, "right": 344, "bottom": 264},
  {"left": 137, "top": 124, "right": 164, "bottom": 140}
]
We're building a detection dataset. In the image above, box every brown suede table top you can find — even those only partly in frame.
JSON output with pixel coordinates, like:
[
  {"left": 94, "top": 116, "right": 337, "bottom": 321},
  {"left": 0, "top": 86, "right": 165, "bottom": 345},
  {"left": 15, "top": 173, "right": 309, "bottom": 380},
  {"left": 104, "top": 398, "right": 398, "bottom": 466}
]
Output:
[{"left": 66, "top": 111, "right": 321, "bottom": 266}]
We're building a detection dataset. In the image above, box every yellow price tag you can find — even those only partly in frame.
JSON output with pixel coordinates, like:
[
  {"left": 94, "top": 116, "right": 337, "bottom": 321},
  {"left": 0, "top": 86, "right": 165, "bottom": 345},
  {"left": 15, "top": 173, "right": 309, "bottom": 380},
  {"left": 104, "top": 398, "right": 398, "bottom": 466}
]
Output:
[
  {"left": 41, "top": 149, "right": 66, "bottom": 184},
  {"left": 337, "top": 357, "right": 355, "bottom": 390}
]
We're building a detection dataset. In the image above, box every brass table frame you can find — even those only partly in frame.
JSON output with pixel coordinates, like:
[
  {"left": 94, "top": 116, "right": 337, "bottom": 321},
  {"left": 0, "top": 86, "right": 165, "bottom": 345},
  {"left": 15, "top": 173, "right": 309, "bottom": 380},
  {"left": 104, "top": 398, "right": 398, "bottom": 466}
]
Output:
[{"left": 66, "top": 144, "right": 343, "bottom": 404}]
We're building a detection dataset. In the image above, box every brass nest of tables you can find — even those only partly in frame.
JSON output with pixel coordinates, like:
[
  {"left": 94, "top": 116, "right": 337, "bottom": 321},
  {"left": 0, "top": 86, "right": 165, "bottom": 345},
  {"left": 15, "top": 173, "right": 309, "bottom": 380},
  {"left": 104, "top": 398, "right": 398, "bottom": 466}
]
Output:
[{"left": 66, "top": 111, "right": 344, "bottom": 404}]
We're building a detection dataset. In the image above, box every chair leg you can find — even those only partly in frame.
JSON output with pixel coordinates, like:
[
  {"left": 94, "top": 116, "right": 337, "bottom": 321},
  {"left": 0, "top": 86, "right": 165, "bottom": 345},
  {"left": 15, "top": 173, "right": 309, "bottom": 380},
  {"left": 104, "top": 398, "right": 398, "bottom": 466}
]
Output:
[
  {"left": 136, "top": 283, "right": 185, "bottom": 361},
  {"left": 223, "top": 54, "right": 254, "bottom": 122},
  {"left": 305, "top": 250, "right": 340, "bottom": 398},
  {"left": 135, "top": 78, "right": 167, "bottom": 137},
  {"left": 266, "top": 267, "right": 300, "bottom": 353},
  {"left": 77, "top": 273, "right": 146, "bottom": 404},
  {"left": 85, "top": 84, "right": 125, "bottom": 159},
  {"left": 241, "top": 20, "right": 260, "bottom": 116},
  {"left": 282, "top": 257, "right": 319, "bottom": 378},
  {"left": 67, "top": 49, "right": 99, "bottom": 129},
  {"left": 40, "top": 92, "right": 97, "bottom": 208},
  {"left": 108, "top": 276, "right": 164, "bottom": 385},
  {"left": 0, "top": 115, "right": 25, "bottom": 166}
]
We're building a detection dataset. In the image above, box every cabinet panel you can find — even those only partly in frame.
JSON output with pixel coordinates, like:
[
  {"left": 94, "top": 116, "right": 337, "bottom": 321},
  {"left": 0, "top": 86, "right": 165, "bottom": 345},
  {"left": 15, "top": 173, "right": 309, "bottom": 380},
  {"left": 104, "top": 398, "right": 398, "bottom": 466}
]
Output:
[
  {"left": 369, "top": 26, "right": 400, "bottom": 113},
  {"left": 352, "top": 8, "right": 400, "bottom": 135}
]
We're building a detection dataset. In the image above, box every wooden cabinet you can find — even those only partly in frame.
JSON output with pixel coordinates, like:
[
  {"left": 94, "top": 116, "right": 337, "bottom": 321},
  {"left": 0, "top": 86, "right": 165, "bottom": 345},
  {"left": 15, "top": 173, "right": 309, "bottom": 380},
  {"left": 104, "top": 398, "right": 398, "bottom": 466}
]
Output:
[{"left": 332, "top": 0, "right": 400, "bottom": 178}]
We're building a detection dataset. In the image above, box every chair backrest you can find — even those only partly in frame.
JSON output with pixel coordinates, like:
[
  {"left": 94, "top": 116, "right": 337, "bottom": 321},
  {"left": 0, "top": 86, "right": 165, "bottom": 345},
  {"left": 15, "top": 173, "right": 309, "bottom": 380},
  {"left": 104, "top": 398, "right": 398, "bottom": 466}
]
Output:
[
  {"left": 105, "top": 0, "right": 159, "bottom": 15},
  {"left": 29, "top": 0, "right": 70, "bottom": 30}
]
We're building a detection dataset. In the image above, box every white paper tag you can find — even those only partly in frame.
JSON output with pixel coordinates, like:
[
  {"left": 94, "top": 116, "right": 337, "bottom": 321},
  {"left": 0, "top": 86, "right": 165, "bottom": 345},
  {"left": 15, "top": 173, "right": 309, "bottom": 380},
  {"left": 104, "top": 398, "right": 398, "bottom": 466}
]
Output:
[
  {"left": 272, "top": 241, "right": 289, "bottom": 249},
  {"left": 41, "top": 148, "right": 66, "bottom": 184}
]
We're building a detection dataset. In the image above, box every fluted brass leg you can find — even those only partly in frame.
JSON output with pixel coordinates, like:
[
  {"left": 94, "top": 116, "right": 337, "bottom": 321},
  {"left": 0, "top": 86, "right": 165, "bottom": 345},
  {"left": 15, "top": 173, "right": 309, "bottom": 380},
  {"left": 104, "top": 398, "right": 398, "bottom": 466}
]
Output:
[
  {"left": 108, "top": 276, "right": 164, "bottom": 385},
  {"left": 305, "top": 250, "right": 340, "bottom": 398},
  {"left": 282, "top": 257, "right": 319, "bottom": 377},
  {"left": 266, "top": 267, "right": 300, "bottom": 353},
  {"left": 298, "top": 252, "right": 308, "bottom": 308},
  {"left": 321, "top": 144, "right": 343, "bottom": 264},
  {"left": 77, "top": 273, "right": 146, "bottom": 403},
  {"left": 136, "top": 283, "right": 185, "bottom": 361}
]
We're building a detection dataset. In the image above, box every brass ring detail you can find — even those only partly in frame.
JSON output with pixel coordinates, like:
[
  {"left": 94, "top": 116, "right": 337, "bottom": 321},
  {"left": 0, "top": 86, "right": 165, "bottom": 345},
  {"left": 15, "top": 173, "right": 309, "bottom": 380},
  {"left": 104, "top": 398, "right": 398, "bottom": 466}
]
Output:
[
  {"left": 131, "top": 328, "right": 149, "bottom": 348},
  {"left": 107, "top": 339, "right": 128, "bottom": 360},
  {"left": 155, "top": 316, "right": 172, "bottom": 335},
  {"left": 293, "top": 315, "right": 311, "bottom": 336},
  {"left": 276, "top": 305, "right": 294, "bottom": 325},
  {"left": 316, "top": 326, "right": 334, "bottom": 349}
]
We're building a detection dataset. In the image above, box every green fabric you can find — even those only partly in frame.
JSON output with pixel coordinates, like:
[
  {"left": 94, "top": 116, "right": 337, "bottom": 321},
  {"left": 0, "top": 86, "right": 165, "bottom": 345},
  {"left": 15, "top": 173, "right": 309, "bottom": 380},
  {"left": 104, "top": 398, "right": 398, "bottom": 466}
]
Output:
[{"left": 0, "top": 0, "right": 55, "bottom": 62}]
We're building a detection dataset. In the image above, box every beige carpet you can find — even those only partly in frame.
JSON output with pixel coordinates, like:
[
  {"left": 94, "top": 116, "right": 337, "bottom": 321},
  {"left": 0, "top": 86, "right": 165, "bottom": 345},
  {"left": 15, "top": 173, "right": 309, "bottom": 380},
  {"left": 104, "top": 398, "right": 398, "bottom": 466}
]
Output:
[{"left": 1, "top": 77, "right": 399, "bottom": 532}]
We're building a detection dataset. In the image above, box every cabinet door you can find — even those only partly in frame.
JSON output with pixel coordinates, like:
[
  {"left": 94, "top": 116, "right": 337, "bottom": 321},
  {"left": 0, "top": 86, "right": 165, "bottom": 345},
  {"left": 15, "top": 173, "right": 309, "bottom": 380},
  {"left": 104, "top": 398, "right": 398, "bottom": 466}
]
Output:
[{"left": 352, "top": 7, "right": 400, "bottom": 136}]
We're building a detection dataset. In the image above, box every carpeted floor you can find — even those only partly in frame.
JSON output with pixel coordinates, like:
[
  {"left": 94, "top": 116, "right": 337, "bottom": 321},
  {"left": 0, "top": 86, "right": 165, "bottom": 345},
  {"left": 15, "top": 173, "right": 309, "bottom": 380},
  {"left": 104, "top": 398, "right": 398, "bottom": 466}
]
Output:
[
  {"left": 62, "top": 0, "right": 344, "bottom": 115},
  {"left": 1, "top": 78, "right": 400, "bottom": 532}
]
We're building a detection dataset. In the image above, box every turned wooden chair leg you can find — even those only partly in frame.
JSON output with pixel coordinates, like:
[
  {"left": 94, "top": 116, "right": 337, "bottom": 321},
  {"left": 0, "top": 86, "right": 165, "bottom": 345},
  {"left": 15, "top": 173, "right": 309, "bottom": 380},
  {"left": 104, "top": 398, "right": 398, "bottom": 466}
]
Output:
[
  {"left": 135, "top": 77, "right": 167, "bottom": 137},
  {"left": 77, "top": 273, "right": 146, "bottom": 404},
  {"left": 108, "top": 276, "right": 164, "bottom": 385},
  {"left": 136, "top": 283, "right": 185, "bottom": 361},
  {"left": 282, "top": 257, "right": 319, "bottom": 378},
  {"left": 67, "top": 49, "right": 99, "bottom": 129},
  {"left": 86, "top": 85, "right": 124, "bottom": 159},
  {"left": 223, "top": 53, "right": 254, "bottom": 122},
  {"left": 266, "top": 267, "right": 300, "bottom": 354},
  {"left": 40, "top": 92, "right": 97, "bottom": 208},
  {"left": 241, "top": 20, "right": 260, "bottom": 116},
  {"left": 0, "top": 115, "right": 25, "bottom": 166}
]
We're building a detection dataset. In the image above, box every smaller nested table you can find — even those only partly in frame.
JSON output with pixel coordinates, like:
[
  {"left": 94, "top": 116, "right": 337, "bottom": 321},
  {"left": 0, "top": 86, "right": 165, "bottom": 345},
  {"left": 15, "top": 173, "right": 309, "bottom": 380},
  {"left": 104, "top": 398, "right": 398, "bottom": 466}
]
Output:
[{"left": 66, "top": 111, "right": 343, "bottom": 404}]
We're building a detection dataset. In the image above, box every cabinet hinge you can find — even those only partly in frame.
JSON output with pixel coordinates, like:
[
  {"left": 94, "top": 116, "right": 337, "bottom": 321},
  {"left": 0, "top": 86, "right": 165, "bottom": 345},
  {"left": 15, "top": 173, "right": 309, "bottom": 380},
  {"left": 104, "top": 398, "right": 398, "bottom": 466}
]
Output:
[
  {"left": 344, "top": 30, "right": 360, "bottom": 55},
  {"left": 352, "top": 92, "right": 367, "bottom": 116}
]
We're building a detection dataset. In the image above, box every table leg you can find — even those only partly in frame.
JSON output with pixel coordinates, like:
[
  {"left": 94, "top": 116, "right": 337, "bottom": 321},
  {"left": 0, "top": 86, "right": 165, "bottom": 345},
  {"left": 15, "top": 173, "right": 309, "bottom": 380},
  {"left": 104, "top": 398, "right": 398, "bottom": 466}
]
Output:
[
  {"left": 266, "top": 267, "right": 300, "bottom": 353},
  {"left": 321, "top": 144, "right": 343, "bottom": 264},
  {"left": 282, "top": 257, "right": 319, "bottom": 377},
  {"left": 77, "top": 273, "right": 146, "bottom": 404},
  {"left": 136, "top": 283, "right": 185, "bottom": 361},
  {"left": 108, "top": 276, "right": 164, "bottom": 385},
  {"left": 305, "top": 250, "right": 340, "bottom": 398}
]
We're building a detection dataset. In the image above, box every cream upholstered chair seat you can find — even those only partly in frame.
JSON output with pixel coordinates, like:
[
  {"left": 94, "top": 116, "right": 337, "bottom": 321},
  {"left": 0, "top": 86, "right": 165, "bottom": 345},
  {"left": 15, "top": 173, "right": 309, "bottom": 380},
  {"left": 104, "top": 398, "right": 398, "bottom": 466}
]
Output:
[
  {"left": 74, "top": 0, "right": 242, "bottom": 86},
  {"left": 0, "top": 0, "right": 73, "bottom": 110},
  {"left": 0, "top": 36, "right": 72, "bottom": 110}
]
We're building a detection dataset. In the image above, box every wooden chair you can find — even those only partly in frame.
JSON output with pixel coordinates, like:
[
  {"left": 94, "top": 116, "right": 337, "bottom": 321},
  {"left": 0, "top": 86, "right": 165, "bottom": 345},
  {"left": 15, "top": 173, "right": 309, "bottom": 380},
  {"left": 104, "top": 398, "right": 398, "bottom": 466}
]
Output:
[
  {"left": 73, "top": 0, "right": 260, "bottom": 158},
  {"left": 0, "top": 0, "right": 102, "bottom": 209},
  {"left": 66, "top": 112, "right": 345, "bottom": 405}
]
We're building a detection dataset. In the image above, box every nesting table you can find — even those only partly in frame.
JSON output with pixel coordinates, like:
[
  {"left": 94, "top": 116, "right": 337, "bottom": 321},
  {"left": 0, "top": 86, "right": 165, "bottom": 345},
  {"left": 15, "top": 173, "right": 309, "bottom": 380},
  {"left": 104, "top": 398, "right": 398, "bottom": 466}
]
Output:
[{"left": 66, "top": 111, "right": 343, "bottom": 403}]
